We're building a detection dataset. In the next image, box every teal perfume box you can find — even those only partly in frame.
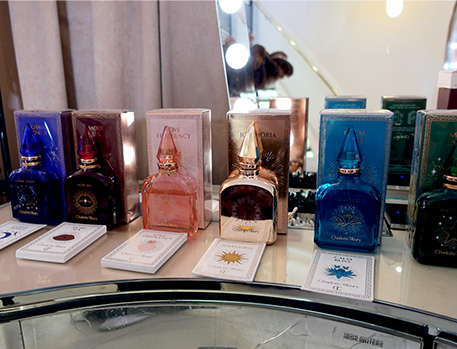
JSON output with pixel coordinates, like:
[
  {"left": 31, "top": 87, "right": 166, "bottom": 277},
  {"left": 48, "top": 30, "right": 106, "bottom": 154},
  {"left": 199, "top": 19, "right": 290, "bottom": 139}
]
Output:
[
  {"left": 407, "top": 110, "right": 457, "bottom": 242},
  {"left": 317, "top": 109, "right": 393, "bottom": 243},
  {"left": 381, "top": 96, "right": 426, "bottom": 187},
  {"left": 14, "top": 110, "right": 75, "bottom": 217},
  {"left": 324, "top": 96, "right": 366, "bottom": 109}
]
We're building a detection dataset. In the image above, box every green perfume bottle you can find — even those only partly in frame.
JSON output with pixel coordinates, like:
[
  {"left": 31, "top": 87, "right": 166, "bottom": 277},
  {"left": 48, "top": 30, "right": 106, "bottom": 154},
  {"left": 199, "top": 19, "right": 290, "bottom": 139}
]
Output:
[{"left": 412, "top": 141, "right": 457, "bottom": 267}]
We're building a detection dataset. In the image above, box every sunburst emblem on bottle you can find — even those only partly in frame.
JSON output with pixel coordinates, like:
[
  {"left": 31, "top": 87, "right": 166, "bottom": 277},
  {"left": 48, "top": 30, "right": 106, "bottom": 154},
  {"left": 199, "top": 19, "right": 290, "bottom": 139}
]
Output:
[
  {"left": 217, "top": 250, "right": 246, "bottom": 265},
  {"left": 332, "top": 205, "right": 364, "bottom": 234},
  {"left": 232, "top": 197, "right": 262, "bottom": 222},
  {"left": 74, "top": 190, "right": 98, "bottom": 215}
]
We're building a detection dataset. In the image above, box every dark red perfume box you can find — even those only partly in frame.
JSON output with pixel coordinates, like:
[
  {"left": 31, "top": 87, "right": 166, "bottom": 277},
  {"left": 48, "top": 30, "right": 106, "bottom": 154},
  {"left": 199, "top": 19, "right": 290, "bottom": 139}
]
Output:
[{"left": 71, "top": 110, "right": 139, "bottom": 223}]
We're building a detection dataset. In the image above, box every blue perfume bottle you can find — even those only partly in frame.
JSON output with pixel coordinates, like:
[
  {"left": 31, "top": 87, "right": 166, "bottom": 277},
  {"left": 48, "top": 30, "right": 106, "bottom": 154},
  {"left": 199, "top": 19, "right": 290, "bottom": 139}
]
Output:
[
  {"left": 315, "top": 128, "right": 381, "bottom": 252},
  {"left": 9, "top": 124, "right": 62, "bottom": 224}
]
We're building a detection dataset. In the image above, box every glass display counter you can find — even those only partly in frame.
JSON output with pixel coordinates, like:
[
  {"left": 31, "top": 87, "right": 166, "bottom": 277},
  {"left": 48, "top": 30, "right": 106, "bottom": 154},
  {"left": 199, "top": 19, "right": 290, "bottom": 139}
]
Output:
[{"left": 0, "top": 202, "right": 456, "bottom": 348}]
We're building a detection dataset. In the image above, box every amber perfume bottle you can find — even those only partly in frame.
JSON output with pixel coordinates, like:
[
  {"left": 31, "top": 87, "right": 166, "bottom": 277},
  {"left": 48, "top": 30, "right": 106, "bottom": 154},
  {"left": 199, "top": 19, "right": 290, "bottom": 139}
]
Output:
[
  {"left": 315, "top": 128, "right": 381, "bottom": 252},
  {"left": 9, "top": 124, "right": 62, "bottom": 224},
  {"left": 412, "top": 142, "right": 457, "bottom": 267},
  {"left": 65, "top": 125, "right": 120, "bottom": 228},
  {"left": 219, "top": 122, "right": 278, "bottom": 244},
  {"left": 141, "top": 126, "right": 198, "bottom": 236}
]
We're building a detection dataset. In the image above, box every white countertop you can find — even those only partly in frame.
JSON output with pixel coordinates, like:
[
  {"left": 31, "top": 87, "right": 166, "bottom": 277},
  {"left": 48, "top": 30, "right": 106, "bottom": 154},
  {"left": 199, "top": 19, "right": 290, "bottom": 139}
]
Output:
[{"left": 0, "top": 203, "right": 456, "bottom": 322}]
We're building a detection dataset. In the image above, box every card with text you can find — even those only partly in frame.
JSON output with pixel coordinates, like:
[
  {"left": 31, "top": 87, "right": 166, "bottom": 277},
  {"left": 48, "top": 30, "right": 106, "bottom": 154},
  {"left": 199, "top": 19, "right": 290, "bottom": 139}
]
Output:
[
  {"left": 0, "top": 221, "right": 46, "bottom": 250},
  {"left": 101, "top": 230, "right": 187, "bottom": 274},
  {"left": 302, "top": 250, "right": 374, "bottom": 301},
  {"left": 192, "top": 238, "right": 266, "bottom": 282},
  {"left": 16, "top": 222, "right": 106, "bottom": 263}
]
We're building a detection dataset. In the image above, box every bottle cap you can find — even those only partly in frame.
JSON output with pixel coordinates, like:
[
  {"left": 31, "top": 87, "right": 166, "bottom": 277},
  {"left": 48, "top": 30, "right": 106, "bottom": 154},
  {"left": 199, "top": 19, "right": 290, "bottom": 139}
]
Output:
[
  {"left": 78, "top": 125, "right": 98, "bottom": 160},
  {"left": 20, "top": 124, "right": 42, "bottom": 158},
  {"left": 337, "top": 127, "right": 361, "bottom": 172},
  {"left": 157, "top": 126, "right": 179, "bottom": 165},
  {"left": 238, "top": 122, "right": 261, "bottom": 164}
]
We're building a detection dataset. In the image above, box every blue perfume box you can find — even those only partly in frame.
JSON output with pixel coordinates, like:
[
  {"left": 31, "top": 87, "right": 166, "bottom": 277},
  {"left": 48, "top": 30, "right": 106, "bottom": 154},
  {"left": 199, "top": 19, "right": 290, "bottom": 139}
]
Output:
[
  {"left": 14, "top": 110, "right": 75, "bottom": 217},
  {"left": 317, "top": 109, "right": 393, "bottom": 243},
  {"left": 324, "top": 96, "right": 367, "bottom": 109}
]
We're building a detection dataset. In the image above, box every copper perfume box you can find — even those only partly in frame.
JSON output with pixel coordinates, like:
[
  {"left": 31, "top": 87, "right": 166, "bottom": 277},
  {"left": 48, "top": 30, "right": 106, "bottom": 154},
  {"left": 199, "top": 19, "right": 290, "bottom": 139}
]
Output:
[
  {"left": 71, "top": 110, "right": 139, "bottom": 223},
  {"left": 227, "top": 109, "right": 291, "bottom": 234},
  {"left": 146, "top": 109, "right": 212, "bottom": 230},
  {"left": 269, "top": 97, "right": 308, "bottom": 172}
]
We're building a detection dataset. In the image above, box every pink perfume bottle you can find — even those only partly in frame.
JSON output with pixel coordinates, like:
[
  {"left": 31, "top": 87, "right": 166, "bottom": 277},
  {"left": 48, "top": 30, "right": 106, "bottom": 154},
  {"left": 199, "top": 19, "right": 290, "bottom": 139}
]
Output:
[{"left": 141, "top": 126, "right": 198, "bottom": 236}]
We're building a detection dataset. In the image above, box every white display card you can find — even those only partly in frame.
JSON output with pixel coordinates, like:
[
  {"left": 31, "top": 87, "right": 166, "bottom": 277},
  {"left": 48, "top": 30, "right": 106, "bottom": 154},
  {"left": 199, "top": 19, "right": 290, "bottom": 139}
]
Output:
[
  {"left": 16, "top": 222, "right": 107, "bottom": 263},
  {"left": 192, "top": 238, "right": 266, "bottom": 282},
  {"left": 0, "top": 221, "right": 46, "bottom": 250},
  {"left": 101, "top": 230, "right": 187, "bottom": 274},
  {"left": 302, "top": 250, "right": 375, "bottom": 301}
]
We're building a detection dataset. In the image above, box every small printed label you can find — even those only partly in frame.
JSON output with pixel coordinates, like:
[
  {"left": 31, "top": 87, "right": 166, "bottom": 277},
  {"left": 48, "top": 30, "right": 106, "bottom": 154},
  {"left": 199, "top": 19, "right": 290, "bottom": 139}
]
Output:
[
  {"left": 0, "top": 221, "right": 46, "bottom": 250},
  {"left": 192, "top": 238, "right": 266, "bottom": 282},
  {"left": 302, "top": 250, "right": 374, "bottom": 301}
]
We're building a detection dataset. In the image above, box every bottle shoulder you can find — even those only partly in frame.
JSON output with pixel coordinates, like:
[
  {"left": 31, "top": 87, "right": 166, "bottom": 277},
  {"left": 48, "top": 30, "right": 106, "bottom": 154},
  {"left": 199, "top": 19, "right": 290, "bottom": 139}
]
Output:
[
  {"left": 9, "top": 165, "right": 59, "bottom": 181},
  {"left": 142, "top": 172, "right": 196, "bottom": 192},
  {"left": 66, "top": 168, "right": 116, "bottom": 185},
  {"left": 317, "top": 178, "right": 380, "bottom": 200},
  {"left": 417, "top": 188, "right": 457, "bottom": 205},
  {"left": 221, "top": 175, "right": 277, "bottom": 195}
]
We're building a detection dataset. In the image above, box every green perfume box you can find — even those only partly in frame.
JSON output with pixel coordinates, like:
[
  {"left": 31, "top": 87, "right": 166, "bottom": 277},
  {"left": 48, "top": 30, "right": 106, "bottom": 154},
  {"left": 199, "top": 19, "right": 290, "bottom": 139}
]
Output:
[
  {"left": 381, "top": 96, "right": 427, "bottom": 187},
  {"left": 407, "top": 110, "right": 457, "bottom": 243}
]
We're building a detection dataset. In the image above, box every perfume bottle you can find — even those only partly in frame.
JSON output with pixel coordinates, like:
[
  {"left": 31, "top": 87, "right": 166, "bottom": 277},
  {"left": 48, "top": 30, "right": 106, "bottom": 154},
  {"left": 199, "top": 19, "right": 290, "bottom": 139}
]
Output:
[
  {"left": 141, "top": 126, "right": 198, "bottom": 236},
  {"left": 9, "top": 124, "right": 62, "bottom": 224},
  {"left": 219, "top": 122, "right": 278, "bottom": 244},
  {"left": 65, "top": 125, "right": 119, "bottom": 228},
  {"left": 412, "top": 141, "right": 457, "bottom": 267},
  {"left": 315, "top": 128, "right": 381, "bottom": 252}
]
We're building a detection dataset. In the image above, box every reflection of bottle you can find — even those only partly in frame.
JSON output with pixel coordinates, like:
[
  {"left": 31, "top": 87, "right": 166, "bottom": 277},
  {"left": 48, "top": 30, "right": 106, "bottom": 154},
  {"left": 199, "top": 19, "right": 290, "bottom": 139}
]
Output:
[
  {"left": 219, "top": 122, "right": 278, "bottom": 244},
  {"left": 315, "top": 128, "right": 381, "bottom": 252},
  {"left": 142, "top": 126, "right": 198, "bottom": 236},
  {"left": 412, "top": 142, "right": 457, "bottom": 267},
  {"left": 65, "top": 125, "right": 119, "bottom": 228},
  {"left": 9, "top": 124, "right": 62, "bottom": 224}
]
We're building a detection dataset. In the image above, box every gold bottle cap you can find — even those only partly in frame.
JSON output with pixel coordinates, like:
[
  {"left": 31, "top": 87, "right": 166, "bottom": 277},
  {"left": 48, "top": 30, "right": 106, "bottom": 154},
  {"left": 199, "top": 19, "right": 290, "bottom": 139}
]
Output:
[{"left": 238, "top": 122, "right": 261, "bottom": 164}]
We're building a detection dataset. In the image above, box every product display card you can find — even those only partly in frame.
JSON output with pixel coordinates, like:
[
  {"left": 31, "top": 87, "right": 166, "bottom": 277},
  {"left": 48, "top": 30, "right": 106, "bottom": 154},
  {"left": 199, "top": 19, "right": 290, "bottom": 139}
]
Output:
[
  {"left": 101, "top": 230, "right": 187, "bottom": 274},
  {"left": 0, "top": 221, "right": 46, "bottom": 251},
  {"left": 16, "top": 222, "right": 107, "bottom": 263},
  {"left": 301, "top": 250, "right": 375, "bottom": 301},
  {"left": 192, "top": 238, "right": 266, "bottom": 282}
]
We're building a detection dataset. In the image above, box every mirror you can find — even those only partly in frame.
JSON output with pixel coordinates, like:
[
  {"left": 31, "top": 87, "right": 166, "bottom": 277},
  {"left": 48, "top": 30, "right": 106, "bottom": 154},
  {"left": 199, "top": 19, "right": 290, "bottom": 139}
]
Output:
[{"left": 217, "top": 0, "right": 455, "bottom": 172}]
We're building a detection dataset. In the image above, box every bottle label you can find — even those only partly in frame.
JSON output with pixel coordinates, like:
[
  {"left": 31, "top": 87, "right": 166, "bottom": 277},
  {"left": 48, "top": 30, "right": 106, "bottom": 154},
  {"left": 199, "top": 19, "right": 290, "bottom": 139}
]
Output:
[
  {"left": 15, "top": 184, "right": 39, "bottom": 216},
  {"left": 329, "top": 204, "right": 365, "bottom": 243},
  {"left": 73, "top": 189, "right": 98, "bottom": 216}
]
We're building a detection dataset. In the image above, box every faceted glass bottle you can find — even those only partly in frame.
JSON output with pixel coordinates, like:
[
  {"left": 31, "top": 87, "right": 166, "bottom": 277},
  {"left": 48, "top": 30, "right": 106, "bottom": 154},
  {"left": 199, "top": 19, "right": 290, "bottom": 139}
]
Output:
[
  {"left": 65, "top": 125, "right": 119, "bottom": 228},
  {"left": 219, "top": 121, "right": 278, "bottom": 244},
  {"left": 9, "top": 124, "right": 62, "bottom": 224},
  {"left": 142, "top": 126, "right": 198, "bottom": 236},
  {"left": 412, "top": 142, "right": 457, "bottom": 267},
  {"left": 315, "top": 128, "right": 381, "bottom": 252}
]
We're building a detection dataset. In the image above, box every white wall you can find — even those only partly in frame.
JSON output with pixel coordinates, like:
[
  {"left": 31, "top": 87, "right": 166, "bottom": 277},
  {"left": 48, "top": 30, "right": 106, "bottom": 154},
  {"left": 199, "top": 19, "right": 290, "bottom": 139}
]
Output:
[{"left": 252, "top": 0, "right": 454, "bottom": 170}]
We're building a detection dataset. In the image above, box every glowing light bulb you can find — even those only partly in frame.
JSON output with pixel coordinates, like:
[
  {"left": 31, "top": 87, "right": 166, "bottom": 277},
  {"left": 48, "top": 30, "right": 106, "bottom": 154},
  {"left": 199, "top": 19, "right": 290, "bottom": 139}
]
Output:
[
  {"left": 386, "top": 0, "right": 403, "bottom": 18},
  {"left": 225, "top": 43, "right": 250, "bottom": 70},
  {"left": 219, "top": 0, "right": 243, "bottom": 14}
]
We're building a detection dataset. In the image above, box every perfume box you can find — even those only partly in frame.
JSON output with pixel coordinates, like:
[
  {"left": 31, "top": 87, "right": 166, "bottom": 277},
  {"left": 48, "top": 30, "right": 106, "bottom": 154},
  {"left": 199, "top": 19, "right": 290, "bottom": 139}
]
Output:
[
  {"left": 407, "top": 110, "right": 457, "bottom": 241},
  {"left": 324, "top": 96, "right": 367, "bottom": 109},
  {"left": 72, "top": 110, "right": 139, "bottom": 223},
  {"left": 227, "top": 109, "right": 291, "bottom": 234},
  {"left": 317, "top": 109, "right": 393, "bottom": 243},
  {"left": 437, "top": 70, "right": 457, "bottom": 109},
  {"left": 101, "top": 229, "right": 187, "bottom": 274},
  {"left": 269, "top": 97, "right": 308, "bottom": 172},
  {"left": 14, "top": 110, "right": 76, "bottom": 216},
  {"left": 145, "top": 109, "right": 212, "bottom": 230},
  {"left": 381, "top": 96, "right": 427, "bottom": 187},
  {"left": 16, "top": 222, "right": 106, "bottom": 263}
]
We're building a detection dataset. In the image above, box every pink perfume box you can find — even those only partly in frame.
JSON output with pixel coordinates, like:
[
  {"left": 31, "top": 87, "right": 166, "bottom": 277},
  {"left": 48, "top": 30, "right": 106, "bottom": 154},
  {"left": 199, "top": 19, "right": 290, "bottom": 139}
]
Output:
[
  {"left": 71, "top": 110, "right": 140, "bottom": 224},
  {"left": 227, "top": 109, "right": 291, "bottom": 234},
  {"left": 146, "top": 109, "right": 212, "bottom": 230}
]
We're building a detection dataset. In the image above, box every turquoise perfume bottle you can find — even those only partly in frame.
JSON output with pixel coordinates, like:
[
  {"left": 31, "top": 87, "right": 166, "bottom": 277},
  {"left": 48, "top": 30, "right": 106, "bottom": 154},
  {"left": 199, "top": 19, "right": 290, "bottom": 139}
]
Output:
[
  {"left": 412, "top": 141, "right": 457, "bottom": 267},
  {"left": 9, "top": 124, "right": 62, "bottom": 224},
  {"left": 315, "top": 128, "right": 381, "bottom": 252}
]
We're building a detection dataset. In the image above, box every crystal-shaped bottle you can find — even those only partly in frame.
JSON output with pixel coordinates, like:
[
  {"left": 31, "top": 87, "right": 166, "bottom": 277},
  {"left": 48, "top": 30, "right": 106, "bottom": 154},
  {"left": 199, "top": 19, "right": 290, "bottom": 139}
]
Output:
[
  {"left": 9, "top": 124, "right": 62, "bottom": 224},
  {"left": 412, "top": 141, "right": 457, "bottom": 267},
  {"left": 219, "top": 121, "right": 278, "bottom": 244},
  {"left": 315, "top": 127, "right": 381, "bottom": 252},
  {"left": 64, "top": 125, "right": 120, "bottom": 228},
  {"left": 141, "top": 126, "right": 198, "bottom": 236}
]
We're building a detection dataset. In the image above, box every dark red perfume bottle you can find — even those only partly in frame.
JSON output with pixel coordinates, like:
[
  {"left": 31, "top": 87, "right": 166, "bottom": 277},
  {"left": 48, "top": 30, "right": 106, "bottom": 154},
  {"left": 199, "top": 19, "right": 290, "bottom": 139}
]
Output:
[{"left": 64, "top": 125, "right": 120, "bottom": 228}]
